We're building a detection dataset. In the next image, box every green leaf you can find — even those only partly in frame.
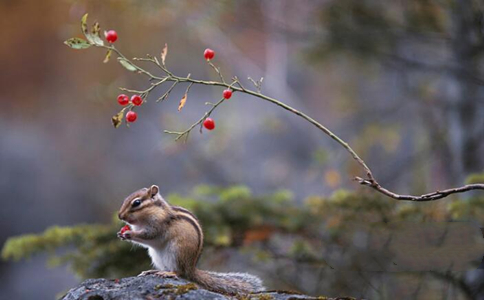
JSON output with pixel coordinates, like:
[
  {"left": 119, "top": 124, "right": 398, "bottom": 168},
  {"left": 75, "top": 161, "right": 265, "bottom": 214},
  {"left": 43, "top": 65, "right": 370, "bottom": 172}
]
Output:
[
  {"left": 80, "top": 13, "right": 104, "bottom": 46},
  {"left": 117, "top": 58, "right": 137, "bottom": 72},
  {"left": 64, "top": 38, "right": 91, "bottom": 49},
  {"left": 90, "top": 22, "right": 104, "bottom": 46}
]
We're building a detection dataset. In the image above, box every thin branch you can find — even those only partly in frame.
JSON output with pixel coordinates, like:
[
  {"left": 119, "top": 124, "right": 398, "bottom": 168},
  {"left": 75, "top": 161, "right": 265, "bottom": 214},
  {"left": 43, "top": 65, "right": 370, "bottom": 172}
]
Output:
[
  {"left": 164, "top": 97, "right": 225, "bottom": 141},
  {"left": 88, "top": 38, "right": 484, "bottom": 202},
  {"left": 355, "top": 178, "right": 484, "bottom": 202},
  {"left": 168, "top": 74, "right": 484, "bottom": 202},
  {"left": 232, "top": 76, "right": 246, "bottom": 90},
  {"left": 119, "top": 87, "right": 145, "bottom": 94},
  {"left": 184, "top": 82, "right": 194, "bottom": 95},
  {"left": 157, "top": 81, "right": 178, "bottom": 102},
  {"left": 99, "top": 45, "right": 163, "bottom": 80}
]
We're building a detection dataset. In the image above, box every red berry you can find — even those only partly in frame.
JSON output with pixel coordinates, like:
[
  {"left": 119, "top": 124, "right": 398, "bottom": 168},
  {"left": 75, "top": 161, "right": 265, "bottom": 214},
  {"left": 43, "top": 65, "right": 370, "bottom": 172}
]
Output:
[
  {"left": 204, "top": 48, "right": 215, "bottom": 60},
  {"left": 131, "top": 95, "right": 143, "bottom": 106},
  {"left": 105, "top": 30, "right": 118, "bottom": 43},
  {"left": 126, "top": 111, "right": 137, "bottom": 123},
  {"left": 120, "top": 225, "right": 131, "bottom": 234},
  {"left": 117, "top": 94, "right": 129, "bottom": 106},
  {"left": 223, "top": 89, "right": 232, "bottom": 99},
  {"left": 203, "top": 118, "right": 215, "bottom": 130}
]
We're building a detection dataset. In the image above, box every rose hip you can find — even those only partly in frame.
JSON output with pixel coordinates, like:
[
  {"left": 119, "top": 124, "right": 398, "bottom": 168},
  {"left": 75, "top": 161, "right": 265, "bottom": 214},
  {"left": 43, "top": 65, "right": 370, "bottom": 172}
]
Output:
[
  {"left": 204, "top": 48, "right": 215, "bottom": 60},
  {"left": 223, "top": 89, "right": 232, "bottom": 100},
  {"left": 120, "top": 225, "right": 131, "bottom": 234},
  {"left": 131, "top": 95, "right": 142, "bottom": 106},
  {"left": 105, "top": 30, "right": 118, "bottom": 43},
  {"left": 126, "top": 111, "right": 137, "bottom": 123},
  {"left": 203, "top": 118, "right": 215, "bottom": 130},
  {"left": 117, "top": 94, "right": 129, "bottom": 106}
]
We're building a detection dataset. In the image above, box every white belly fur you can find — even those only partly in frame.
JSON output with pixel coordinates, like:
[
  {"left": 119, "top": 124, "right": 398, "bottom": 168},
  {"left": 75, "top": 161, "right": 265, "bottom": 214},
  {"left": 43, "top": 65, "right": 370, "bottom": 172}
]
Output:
[{"left": 148, "top": 242, "right": 178, "bottom": 272}]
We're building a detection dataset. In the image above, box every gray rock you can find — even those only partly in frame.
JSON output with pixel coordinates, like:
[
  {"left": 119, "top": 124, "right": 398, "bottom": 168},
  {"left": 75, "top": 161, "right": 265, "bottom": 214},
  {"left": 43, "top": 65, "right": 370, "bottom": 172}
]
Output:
[{"left": 60, "top": 275, "right": 354, "bottom": 300}]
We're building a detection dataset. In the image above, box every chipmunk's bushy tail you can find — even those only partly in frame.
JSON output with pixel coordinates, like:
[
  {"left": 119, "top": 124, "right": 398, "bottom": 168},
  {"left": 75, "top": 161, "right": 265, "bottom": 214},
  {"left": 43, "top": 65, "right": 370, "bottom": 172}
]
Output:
[{"left": 190, "top": 269, "right": 265, "bottom": 295}]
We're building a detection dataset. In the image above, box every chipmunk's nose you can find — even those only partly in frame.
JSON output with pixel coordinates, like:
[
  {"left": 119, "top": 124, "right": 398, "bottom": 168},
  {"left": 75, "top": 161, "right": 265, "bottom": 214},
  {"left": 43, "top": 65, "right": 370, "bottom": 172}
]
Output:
[{"left": 118, "top": 212, "right": 123, "bottom": 220}]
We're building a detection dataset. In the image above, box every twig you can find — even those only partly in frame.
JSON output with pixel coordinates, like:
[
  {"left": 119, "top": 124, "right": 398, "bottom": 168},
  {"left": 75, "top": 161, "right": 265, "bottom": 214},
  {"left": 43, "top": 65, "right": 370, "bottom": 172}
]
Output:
[
  {"left": 208, "top": 61, "right": 226, "bottom": 83},
  {"left": 164, "top": 97, "right": 225, "bottom": 141},
  {"left": 184, "top": 82, "right": 194, "bottom": 95},
  {"left": 355, "top": 178, "right": 484, "bottom": 202},
  {"left": 232, "top": 76, "right": 246, "bottom": 91},
  {"left": 119, "top": 87, "right": 145, "bottom": 94},
  {"left": 248, "top": 76, "right": 263, "bottom": 92},
  {"left": 157, "top": 81, "right": 178, "bottom": 102}
]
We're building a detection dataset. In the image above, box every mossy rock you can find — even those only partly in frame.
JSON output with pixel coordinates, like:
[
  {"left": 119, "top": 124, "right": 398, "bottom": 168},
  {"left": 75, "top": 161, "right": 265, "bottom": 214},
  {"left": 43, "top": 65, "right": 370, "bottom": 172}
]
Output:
[{"left": 60, "top": 275, "right": 345, "bottom": 300}]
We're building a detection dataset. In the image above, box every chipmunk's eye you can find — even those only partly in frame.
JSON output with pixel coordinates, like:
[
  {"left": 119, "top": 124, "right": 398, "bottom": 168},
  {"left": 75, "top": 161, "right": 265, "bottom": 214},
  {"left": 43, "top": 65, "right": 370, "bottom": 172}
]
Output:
[{"left": 131, "top": 199, "right": 142, "bottom": 208}]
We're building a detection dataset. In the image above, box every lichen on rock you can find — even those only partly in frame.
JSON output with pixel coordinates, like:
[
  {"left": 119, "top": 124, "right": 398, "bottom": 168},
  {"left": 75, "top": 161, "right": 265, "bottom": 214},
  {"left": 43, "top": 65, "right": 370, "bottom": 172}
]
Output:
[{"left": 60, "top": 275, "right": 348, "bottom": 300}]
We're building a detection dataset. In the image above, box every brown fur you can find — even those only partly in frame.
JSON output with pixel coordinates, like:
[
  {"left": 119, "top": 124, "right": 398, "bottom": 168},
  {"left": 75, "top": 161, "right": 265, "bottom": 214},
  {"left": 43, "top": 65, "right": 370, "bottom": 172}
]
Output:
[
  {"left": 190, "top": 269, "right": 259, "bottom": 294},
  {"left": 118, "top": 185, "right": 264, "bottom": 295},
  {"left": 169, "top": 216, "right": 201, "bottom": 275}
]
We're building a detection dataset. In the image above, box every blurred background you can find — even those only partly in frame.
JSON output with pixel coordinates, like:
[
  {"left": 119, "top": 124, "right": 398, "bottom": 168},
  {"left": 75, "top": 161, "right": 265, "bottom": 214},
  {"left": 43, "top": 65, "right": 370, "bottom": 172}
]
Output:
[{"left": 1, "top": 0, "right": 484, "bottom": 299}]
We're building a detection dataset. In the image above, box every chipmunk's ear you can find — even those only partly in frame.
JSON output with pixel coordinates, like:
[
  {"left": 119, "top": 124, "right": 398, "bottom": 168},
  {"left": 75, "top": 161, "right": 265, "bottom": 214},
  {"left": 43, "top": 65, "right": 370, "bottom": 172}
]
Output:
[{"left": 149, "top": 185, "right": 159, "bottom": 197}]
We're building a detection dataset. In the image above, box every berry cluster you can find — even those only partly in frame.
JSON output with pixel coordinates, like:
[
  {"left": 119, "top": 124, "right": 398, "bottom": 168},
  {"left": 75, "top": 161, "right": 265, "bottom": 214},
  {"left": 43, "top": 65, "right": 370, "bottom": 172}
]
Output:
[
  {"left": 114, "top": 47, "right": 232, "bottom": 128},
  {"left": 117, "top": 94, "right": 143, "bottom": 123}
]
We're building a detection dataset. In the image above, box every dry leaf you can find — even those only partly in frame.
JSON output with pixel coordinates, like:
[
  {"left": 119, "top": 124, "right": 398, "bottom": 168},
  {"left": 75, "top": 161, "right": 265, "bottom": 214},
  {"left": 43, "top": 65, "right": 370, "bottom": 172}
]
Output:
[
  {"left": 103, "top": 49, "right": 112, "bottom": 63},
  {"left": 178, "top": 93, "right": 187, "bottom": 111},
  {"left": 111, "top": 108, "right": 125, "bottom": 128},
  {"left": 161, "top": 43, "right": 168, "bottom": 65}
]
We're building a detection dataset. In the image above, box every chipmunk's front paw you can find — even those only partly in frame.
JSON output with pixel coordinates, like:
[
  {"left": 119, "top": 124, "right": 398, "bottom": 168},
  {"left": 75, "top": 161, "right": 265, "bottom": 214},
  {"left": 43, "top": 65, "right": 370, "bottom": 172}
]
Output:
[
  {"left": 117, "top": 225, "right": 132, "bottom": 241},
  {"left": 117, "top": 231, "right": 132, "bottom": 240},
  {"left": 138, "top": 270, "right": 178, "bottom": 278}
]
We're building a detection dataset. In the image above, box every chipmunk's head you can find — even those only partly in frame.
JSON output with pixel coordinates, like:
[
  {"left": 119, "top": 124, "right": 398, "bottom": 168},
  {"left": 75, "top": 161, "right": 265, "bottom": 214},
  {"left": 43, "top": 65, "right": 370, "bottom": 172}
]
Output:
[{"left": 118, "top": 185, "right": 169, "bottom": 225}]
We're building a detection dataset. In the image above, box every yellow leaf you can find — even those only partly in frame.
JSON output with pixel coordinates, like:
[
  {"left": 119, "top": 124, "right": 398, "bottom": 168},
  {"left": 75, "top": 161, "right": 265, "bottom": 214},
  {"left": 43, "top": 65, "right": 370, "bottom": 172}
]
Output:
[
  {"left": 103, "top": 49, "right": 112, "bottom": 63},
  {"left": 178, "top": 93, "right": 187, "bottom": 111},
  {"left": 92, "top": 22, "right": 100, "bottom": 36},
  {"left": 81, "top": 13, "right": 89, "bottom": 36},
  {"left": 161, "top": 43, "right": 168, "bottom": 65}
]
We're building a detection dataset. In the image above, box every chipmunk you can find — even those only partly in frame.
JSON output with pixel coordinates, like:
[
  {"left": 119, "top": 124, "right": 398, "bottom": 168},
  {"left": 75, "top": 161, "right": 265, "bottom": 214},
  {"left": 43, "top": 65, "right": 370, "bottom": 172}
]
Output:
[{"left": 117, "top": 185, "right": 265, "bottom": 295}]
